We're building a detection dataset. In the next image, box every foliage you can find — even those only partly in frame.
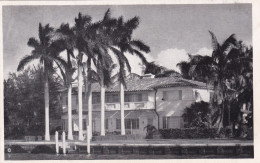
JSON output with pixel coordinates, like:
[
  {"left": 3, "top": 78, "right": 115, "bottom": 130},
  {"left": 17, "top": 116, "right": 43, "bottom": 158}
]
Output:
[
  {"left": 182, "top": 101, "right": 212, "bottom": 128},
  {"left": 159, "top": 128, "right": 232, "bottom": 139},
  {"left": 31, "top": 145, "right": 56, "bottom": 154},
  {"left": 4, "top": 66, "right": 62, "bottom": 139},
  {"left": 177, "top": 31, "right": 253, "bottom": 131}
]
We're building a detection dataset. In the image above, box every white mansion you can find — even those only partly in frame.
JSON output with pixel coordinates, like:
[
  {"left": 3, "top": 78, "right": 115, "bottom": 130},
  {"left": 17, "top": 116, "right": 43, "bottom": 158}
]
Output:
[{"left": 61, "top": 73, "right": 213, "bottom": 137}]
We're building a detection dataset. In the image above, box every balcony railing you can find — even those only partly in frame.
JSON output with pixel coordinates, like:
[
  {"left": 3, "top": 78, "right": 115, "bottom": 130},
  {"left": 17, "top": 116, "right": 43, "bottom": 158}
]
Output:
[{"left": 62, "top": 101, "right": 154, "bottom": 112}]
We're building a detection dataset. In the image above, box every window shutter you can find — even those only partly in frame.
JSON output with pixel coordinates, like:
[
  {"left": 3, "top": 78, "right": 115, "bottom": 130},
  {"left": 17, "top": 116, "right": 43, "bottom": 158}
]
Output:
[{"left": 179, "top": 90, "right": 182, "bottom": 100}]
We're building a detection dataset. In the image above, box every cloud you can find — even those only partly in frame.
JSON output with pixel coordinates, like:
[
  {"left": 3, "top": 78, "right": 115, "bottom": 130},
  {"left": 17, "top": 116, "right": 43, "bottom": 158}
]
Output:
[
  {"left": 108, "top": 49, "right": 155, "bottom": 76},
  {"left": 125, "top": 52, "right": 155, "bottom": 75},
  {"left": 156, "top": 48, "right": 189, "bottom": 72},
  {"left": 153, "top": 47, "right": 212, "bottom": 73},
  {"left": 194, "top": 47, "right": 212, "bottom": 56}
]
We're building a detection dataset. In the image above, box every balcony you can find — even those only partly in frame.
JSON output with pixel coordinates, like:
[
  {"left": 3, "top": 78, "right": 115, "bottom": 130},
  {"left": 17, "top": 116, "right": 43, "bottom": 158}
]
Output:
[{"left": 62, "top": 101, "right": 154, "bottom": 112}]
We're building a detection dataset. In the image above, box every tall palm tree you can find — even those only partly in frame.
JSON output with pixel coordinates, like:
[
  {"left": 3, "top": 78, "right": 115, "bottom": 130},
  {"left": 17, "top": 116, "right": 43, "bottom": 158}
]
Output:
[
  {"left": 88, "top": 9, "right": 118, "bottom": 136},
  {"left": 110, "top": 16, "right": 151, "bottom": 135},
  {"left": 54, "top": 23, "right": 76, "bottom": 140},
  {"left": 17, "top": 23, "right": 66, "bottom": 141},
  {"left": 73, "top": 13, "right": 92, "bottom": 140}
]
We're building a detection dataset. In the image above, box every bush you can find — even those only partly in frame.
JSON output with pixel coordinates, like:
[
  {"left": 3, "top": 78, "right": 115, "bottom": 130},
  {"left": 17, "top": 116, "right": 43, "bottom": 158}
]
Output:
[
  {"left": 31, "top": 145, "right": 55, "bottom": 154},
  {"left": 182, "top": 101, "right": 212, "bottom": 128},
  {"left": 5, "top": 145, "right": 27, "bottom": 153},
  {"left": 159, "top": 128, "right": 232, "bottom": 139}
]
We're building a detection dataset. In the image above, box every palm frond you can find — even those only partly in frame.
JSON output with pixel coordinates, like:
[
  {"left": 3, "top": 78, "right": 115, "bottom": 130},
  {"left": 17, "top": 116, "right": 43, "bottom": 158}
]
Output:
[
  {"left": 132, "top": 49, "right": 148, "bottom": 65},
  {"left": 221, "top": 34, "right": 237, "bottom": 53},
  {"left": 125, "top": 16, "right": 139, "bottom": 31},
  {"left": 208, "top": 31, "right": 219, "bottom": 51},
  {"left": 27, "top": 38, "right": 40, "bottom": 48},
  {"left": 17, "top": 54, "right": 39, "bottom": 71},
  {"left": 130, "top": 40, "right": 150, "bottom": 53}
]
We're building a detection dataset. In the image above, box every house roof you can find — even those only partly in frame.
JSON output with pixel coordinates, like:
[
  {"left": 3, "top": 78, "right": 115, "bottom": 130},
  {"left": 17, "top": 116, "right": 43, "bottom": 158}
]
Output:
[{"left": 71, "top": 74, "right": 212, "bottom": 93}]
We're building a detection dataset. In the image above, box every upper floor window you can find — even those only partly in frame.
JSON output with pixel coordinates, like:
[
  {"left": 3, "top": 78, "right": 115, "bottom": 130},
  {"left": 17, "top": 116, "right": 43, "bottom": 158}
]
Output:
[
  {"left": 125, "top": 93, "right": 148, "bottom": 102},
  {"left": 92, "top": 94, "right": 100, "bottom": 104},
  {"left": 105, "top": 94, "right": 119, "bottom": 103},
  {"left": 163, "top": 90, "right": 182, "bottom": 101}
]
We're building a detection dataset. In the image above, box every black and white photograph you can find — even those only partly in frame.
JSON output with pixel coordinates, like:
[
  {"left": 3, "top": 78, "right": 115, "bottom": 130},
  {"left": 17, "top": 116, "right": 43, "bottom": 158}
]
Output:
[{"left": 1, "top": 0, "right": 257, "bottom": 161}]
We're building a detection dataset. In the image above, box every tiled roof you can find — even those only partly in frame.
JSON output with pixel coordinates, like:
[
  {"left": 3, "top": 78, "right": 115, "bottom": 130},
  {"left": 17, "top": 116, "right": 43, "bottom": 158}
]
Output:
[{"left": 72, "top": 75, "right": 212, "bottom": 93}]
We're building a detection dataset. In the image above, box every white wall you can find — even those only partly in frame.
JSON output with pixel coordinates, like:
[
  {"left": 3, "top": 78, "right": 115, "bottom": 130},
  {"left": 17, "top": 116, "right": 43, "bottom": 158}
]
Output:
[{"left": 156, "top": 87, "right": 211, "bottom": 129}]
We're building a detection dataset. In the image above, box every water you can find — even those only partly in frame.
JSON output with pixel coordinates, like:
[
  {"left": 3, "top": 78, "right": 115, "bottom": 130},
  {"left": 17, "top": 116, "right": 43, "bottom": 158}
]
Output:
[{"left": 5, "top": 153, "right": 253, "bottom": 160}]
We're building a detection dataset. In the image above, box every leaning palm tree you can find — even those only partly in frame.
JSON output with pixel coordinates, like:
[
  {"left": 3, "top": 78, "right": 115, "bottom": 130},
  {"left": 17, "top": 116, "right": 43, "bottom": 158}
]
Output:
[
  {"left": 185, "top": 31, "right": 238, "bottom": 131},
  {"left": 110, "top": 16, "right": 151, "bottom": 135},
  {"left": 17, "top": 23, "right": 66, "bottom": 140}
]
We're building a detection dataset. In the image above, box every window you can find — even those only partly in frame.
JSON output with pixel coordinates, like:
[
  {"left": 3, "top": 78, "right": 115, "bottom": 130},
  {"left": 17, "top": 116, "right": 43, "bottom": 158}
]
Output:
[
  {"left": 163, "top": 90, "right": 182, "bottom": 101},
  {"left": 179, "top": 90, "right": 182, "bottom": 100},
  {"left": 92, "top": 94, "right": 100, "bottom": 104},
  {"left": 116, "top": 119, "right": 121, "bottom": 129},
  {"left": 125, "top": 93, "right": 148, "bottom": 102},
  {"left": 76, "top": 95, "right": 78, "bottom": 105},
  {"left": 105, "top": 119, "right": 108, "bottom": 130},
  {"left": 125, "top": 119, "right": 139, "bottom": 129},
  {"left": 125, "top": 119, "right": 131, "bottom": 129},
  {"left": 105, "top": 94, "right": 119, "bottom": 103},
  {"left": 116, "top": 119, "right": 139, "bottom": 129},
  {"left": 83, "top": 119, "right": 87, "bottom": 130},
  {"left": 92, "top": 120, "right": 95, "bottom": 132},
  {"left": 131, "top": 119, "right": 139, "bottom": 129},
  {"left": 162, "top": 117, "right": 168, "bottom": 129}
]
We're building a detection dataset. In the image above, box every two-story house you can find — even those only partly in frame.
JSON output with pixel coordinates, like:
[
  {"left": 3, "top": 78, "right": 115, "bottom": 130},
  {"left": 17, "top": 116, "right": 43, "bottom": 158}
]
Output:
[{"left": 61, "top": 73, "right": 213, "bottom": 136}]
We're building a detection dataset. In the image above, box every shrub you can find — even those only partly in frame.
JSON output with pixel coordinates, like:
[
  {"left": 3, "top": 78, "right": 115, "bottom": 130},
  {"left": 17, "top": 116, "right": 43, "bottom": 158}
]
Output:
[
  {"left": 31, "top": 145, "right": 55, "bottom": 154},
  {"left": 182, "top": 101, "right": 212, "bottom": 128},
  {"left": 159, "top": 128, "right": 232, "bottom": 139}
]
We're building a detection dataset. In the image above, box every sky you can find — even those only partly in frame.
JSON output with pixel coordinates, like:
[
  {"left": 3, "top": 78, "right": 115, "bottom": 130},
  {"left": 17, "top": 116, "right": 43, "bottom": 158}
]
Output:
[{"left": 3, "top": 4, "right": 252, "bottom": 79}]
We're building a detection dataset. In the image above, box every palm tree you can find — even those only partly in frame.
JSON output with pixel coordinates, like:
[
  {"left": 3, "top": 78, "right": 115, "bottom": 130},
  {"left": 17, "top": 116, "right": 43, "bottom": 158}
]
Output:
[
  {"left": 182, "top": 31, "right": 238, "bottom": 131},
  {"left": 54, "top": 23, "right": 76, "bottom": 140},
  {"left": 110, "top": 16, "right": 151, "bottom": 135},
  {"left": 87, "top": 9, "right": 118, "bottom": 136},
  {"left": 17, "top": 23, "right": 66, "bottom": 140},
  {"left": 73, "top": 13, "right": 92, "bottom": 140}
]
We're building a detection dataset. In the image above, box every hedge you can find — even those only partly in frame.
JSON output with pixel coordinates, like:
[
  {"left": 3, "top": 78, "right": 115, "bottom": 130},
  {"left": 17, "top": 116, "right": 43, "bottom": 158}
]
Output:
[{"left": 159, "top": 128, "right": 232, "bottom": 139}]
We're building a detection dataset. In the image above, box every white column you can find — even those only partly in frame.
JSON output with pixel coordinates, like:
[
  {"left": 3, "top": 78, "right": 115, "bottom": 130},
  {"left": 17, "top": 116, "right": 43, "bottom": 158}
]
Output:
[
  {"left": 62, "top": 132, "right": 66, "bottom": 155},
  {"left": 87, "top": 84, "right": 93, "bottom": 139},
  {"left": 87, "top": 125, "right": 91, "bottom": 155},
  {"left": 78, "top": 65, "right": 84, "bottom": 140},
  {"left": 44, "top": 75, "right": 50, "bottom": 141},
  {"left": 100, "top": 85, "right": 105, "bottom": 136},
  {"left": 120, "top": 83, "right": 125, "bottom": 135},
  {"left": 67, "top": 84, "right": 73, "bottom": 140},
  {"left": 55, "top": 131, "right": 59, "bottom": 155}
]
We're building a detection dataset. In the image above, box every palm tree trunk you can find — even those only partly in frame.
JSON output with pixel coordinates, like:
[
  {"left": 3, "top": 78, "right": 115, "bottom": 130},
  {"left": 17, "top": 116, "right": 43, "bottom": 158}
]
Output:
[
  {"left": 87, "top": 83, "right": 92, "bottom": 139},
  {"left": 78, "top": 64, "right": 84, "bottom": 140},
  {"left": 67, "top": 84, "right": 73, "bottom": 140},
  {"left": 100, "top": 83, "right": 105, "bottom": 136},
  {"left": 120, "top": 82, "right": 125, "bottom": 135},
  {"left": 44, "top": 68, "right": 50, "bottom": 141}
]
